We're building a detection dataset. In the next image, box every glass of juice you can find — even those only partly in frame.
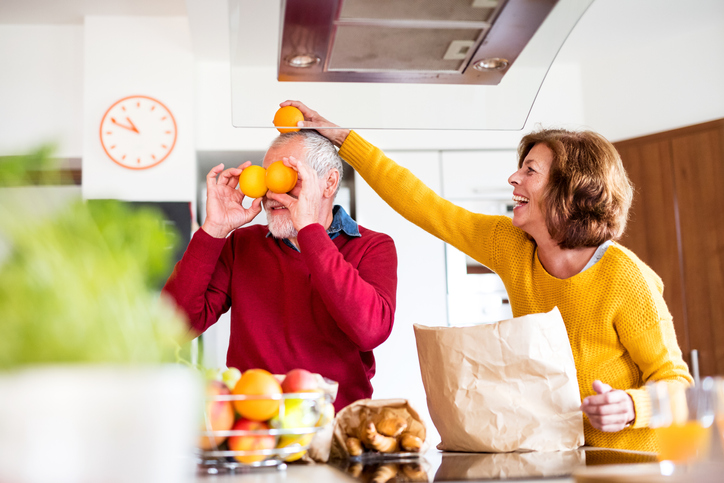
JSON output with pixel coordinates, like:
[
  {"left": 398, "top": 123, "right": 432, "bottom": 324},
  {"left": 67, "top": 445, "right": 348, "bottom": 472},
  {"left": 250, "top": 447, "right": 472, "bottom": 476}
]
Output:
[
  {"left": 715, "top": 377, "right": 724, "bottom": 455},
  {"left": 647, "top": 378, "right": 716, "bottom": 465}
]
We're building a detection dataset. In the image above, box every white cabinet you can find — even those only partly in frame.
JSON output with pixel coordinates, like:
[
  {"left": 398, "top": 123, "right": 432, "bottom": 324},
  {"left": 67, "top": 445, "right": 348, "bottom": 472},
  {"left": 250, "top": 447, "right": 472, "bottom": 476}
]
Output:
[
  {"left": 441, "top": 150, "right": 517, "bottom": 326},
  {"left": 355, "top": 150, "right": 447, "bottom": 448},
  {"left": 441, "top": 150, "right": 518, "bottom": 200}
]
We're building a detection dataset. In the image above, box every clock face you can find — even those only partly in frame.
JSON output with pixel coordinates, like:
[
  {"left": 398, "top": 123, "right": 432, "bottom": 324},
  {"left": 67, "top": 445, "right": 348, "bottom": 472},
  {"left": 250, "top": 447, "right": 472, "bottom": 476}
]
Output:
[{"left": 99, "top": 95, "right": 177, "bottom": 170}]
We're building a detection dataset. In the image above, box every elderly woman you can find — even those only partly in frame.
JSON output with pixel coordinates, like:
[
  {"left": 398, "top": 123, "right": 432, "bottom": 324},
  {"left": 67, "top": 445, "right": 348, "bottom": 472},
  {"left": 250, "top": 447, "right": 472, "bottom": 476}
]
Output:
[{"left": 282, "top": 101, "right": 692, "bottom": 452}]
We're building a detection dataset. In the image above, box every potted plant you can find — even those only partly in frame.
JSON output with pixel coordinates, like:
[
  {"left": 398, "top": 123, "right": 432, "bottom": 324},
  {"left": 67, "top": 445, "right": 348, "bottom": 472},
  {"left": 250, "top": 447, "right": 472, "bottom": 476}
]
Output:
[{"left": 0, "top": 147, "right": 201, "bottom": 483}]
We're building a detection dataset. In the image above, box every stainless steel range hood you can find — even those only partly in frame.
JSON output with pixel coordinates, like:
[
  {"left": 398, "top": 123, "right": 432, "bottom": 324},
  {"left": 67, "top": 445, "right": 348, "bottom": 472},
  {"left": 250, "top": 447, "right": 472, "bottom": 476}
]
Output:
[
  {"left": 278, "top": 0, "right": 558, "bottom": 85},
  {"left": 228, "top": 0, "right": 593, "bottom": 131}
]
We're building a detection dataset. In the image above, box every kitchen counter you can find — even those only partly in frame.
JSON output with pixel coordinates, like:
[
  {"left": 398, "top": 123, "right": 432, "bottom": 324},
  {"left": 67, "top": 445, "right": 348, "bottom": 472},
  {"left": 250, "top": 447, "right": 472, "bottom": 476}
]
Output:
[{"left": 193, "top": 447, "right": 663, "bottom": 483}]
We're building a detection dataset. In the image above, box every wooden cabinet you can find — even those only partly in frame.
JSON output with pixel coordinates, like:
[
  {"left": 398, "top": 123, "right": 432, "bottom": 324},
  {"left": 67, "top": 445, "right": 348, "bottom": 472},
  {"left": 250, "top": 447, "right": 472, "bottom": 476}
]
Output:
[{"left": 615, "top": 119, "right": 724, "bottom": 377}]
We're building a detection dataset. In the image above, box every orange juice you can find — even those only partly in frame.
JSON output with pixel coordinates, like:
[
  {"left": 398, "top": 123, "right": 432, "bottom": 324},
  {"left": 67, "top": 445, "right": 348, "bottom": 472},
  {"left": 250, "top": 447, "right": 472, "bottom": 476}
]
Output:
[{"left": 655, "top": 421, "right": 712, "bottom": 463}]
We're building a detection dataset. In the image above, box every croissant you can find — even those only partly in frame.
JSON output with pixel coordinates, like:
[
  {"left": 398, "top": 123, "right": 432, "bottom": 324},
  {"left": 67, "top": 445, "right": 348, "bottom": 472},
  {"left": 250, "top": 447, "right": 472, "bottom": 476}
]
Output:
[
  {"left": 400, "top": 463, "right": 428, "bottom": 481},
  {"left": 376, "top": 416, "right": 408, "bottom": 438},
  {"left": 347, "top": 463, "right": 363, "bottom": 478},
  {"left": 399, "top": 432, "right": 423, "bottom": 452},
  {"left": 371, "top": 464, "right": 398, "bottom": 483},
  {"left": 362, "top": 421, "right": 399, "bottom": 453},
  {"left": 346, "top": 436, "right": 363, "bottom": 456}
]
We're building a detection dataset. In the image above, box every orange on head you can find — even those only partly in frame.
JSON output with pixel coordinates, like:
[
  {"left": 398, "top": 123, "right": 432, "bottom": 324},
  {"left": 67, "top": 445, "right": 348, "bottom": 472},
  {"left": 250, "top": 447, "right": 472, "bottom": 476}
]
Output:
[
  {"left": 238, "top": 165, "right": 268, "bottom": 198},
  {"left": 266, "top": 161, "right": 298, "bottom": 194},
  {"left": 232, "top": 368, "right": 282, "bottom": 421},
  {"left": 273, "top": 106, "right": 304, "bottom": 134}
]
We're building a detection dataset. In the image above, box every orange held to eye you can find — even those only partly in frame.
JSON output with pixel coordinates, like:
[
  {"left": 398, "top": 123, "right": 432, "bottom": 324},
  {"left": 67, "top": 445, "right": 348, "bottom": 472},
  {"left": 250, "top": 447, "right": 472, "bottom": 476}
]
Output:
[
  {"left": 266, "top": 161, "right": 298, "bottom": 194},
  {"left": 273, "top": 106, "right": 304, "bottom": 133},
  {"left": 238, "top": 165, "right": 268, "bottom": 198}
]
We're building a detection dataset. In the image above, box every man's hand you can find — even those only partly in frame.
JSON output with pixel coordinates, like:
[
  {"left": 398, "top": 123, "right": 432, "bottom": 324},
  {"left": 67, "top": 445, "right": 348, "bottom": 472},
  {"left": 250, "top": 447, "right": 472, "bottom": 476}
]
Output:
[
  {"left": 580, "top": 380, "right": 636, "bottom": 432},
  {"left": 201, "top": 162, "right": 262, "bottom": 238},
  {"left": 280, "top": 100, "right": 350, "bottom": 147},
  {"left": 265, "top": 156, "right": 322, "bottom": 232}
]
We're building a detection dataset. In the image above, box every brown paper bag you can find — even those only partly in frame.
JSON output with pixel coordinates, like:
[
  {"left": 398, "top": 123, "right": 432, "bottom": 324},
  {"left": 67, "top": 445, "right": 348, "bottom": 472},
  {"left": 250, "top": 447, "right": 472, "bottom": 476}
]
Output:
[
  {"left": 329, "top": 398, "right": 428, "bottom": 460},
  {"left": 414, "top": 307, "right": 584, "bottom": 452}
]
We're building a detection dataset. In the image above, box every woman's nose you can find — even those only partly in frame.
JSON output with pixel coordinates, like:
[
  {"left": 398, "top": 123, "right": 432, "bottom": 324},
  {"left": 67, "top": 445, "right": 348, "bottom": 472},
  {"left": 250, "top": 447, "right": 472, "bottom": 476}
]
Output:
[{"left": 508, "top": 170, "right": 520, "bottom": 186}]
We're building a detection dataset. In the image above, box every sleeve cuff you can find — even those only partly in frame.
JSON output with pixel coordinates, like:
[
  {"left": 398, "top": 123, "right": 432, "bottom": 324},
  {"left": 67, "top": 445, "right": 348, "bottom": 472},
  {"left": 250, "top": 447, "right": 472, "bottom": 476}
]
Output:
[
  {"left": 297, "top": 223, "right": 330, "bottom": 254},
  {"left": 625, "top": 387, "right": 651, "bottom": 429},
  {"left": 338, "top": 131, "right": 374, "bottom": 170}
]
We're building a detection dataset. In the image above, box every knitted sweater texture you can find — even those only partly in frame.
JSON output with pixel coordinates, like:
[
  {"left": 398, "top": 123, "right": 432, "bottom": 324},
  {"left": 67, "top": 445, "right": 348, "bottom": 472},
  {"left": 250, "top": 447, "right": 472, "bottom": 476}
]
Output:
[{"left": 339, "top": 131, "right": 692, "bottom": 451}]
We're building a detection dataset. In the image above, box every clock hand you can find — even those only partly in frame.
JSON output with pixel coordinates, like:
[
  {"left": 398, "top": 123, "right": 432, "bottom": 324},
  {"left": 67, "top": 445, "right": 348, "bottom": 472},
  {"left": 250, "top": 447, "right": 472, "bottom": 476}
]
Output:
[
  {"left": 111, "top": 117, "right": 140, "bottom": 134},
  {"left": 125, "top": 117, "right": 140, "bottom": 134}
]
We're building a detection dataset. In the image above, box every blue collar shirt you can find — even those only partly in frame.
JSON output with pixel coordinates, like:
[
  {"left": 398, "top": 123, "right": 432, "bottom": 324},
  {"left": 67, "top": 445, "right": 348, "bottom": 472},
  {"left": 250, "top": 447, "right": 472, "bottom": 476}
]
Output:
[{"left": 266, "top": 205, "right": 360, "bottom": 251}]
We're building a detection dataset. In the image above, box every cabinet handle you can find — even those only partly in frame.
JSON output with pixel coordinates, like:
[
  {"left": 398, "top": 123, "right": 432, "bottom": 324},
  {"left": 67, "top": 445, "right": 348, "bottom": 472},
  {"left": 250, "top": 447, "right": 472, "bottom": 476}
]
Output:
[{"left": 690, "top": 349, "right": 700, "bottom": 386}]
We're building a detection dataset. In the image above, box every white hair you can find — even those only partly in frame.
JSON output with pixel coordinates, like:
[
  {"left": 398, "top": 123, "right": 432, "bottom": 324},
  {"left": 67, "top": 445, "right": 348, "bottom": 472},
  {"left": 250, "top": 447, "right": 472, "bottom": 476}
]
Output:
[{"left": 269, "top": 131, "right": 343, "bottom": 195}]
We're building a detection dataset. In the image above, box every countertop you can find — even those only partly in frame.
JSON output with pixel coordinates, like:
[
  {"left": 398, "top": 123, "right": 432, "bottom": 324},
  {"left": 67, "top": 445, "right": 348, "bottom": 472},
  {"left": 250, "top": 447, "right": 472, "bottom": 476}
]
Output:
[{"left": 193, "top": 447, "right": 665, "bottom": 483}]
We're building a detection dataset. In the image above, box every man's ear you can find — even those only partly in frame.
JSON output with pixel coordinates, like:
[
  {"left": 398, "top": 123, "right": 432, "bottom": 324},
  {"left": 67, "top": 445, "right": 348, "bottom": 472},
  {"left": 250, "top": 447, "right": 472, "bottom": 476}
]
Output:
[{"left": 322, "top": 169, "right": 340, "bottom": 198}]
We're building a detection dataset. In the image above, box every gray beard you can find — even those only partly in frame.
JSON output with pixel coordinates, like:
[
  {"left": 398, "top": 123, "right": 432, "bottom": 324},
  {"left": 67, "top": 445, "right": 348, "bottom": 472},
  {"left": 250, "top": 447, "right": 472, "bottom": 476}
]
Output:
[{"left": 265, "top": 207, "right": 298, "bottom": 239}]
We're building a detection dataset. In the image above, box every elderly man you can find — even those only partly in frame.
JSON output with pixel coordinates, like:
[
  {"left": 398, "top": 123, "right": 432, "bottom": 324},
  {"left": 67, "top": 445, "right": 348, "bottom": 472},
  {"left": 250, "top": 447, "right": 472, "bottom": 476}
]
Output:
[{"left": 163, "top": 131, "right": 398, "bottom": 410}]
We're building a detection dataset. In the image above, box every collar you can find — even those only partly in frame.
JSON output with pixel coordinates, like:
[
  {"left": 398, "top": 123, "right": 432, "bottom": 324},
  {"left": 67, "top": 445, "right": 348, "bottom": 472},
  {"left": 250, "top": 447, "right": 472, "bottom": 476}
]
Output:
[{"left": 327, "top": 205, "right": 361, "bottom": 238}]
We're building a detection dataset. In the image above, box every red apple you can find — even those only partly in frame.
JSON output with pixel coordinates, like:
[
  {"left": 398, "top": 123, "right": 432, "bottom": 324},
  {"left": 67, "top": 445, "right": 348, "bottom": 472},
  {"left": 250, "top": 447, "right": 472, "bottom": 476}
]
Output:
[
  {"left": 228, "top": 418, "right": 277, "bottom": 463},
  {"left": 281, "top": 368, "right": 318, "bottom": 393},
  {"left": 199, "top": 380, "right": 235, "bottom": 450}
]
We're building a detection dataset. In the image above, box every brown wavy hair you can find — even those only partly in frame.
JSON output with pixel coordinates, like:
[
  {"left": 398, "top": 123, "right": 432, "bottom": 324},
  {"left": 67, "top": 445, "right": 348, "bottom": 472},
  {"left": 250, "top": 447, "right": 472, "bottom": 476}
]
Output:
[{"left": 517, "top": 129, "right": 633, "bottom": 249}]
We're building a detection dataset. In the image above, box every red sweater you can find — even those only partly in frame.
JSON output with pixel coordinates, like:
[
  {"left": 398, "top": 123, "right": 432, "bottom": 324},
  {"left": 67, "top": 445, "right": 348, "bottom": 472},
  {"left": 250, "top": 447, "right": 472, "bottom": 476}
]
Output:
[{"left": 163, "top": 222, "right": 397, "bottom": 410}]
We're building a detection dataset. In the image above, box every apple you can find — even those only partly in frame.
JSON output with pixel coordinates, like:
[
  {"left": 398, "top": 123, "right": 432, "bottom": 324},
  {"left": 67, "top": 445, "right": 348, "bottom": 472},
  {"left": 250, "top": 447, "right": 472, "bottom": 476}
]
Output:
[
  {"left": 228, "top": 418, "right": 277, "bottom": 464},
  {"left": 281, "top": 368, "right": 318, "bottom": 393},
  {"left": 316, "top": 401, "right": 335, "bottom": 427},
  {"left": 278, "top": 398, "right": 319, "bottom": 428},
  {"left": 277, "top": 432, "right": 314, "bottom": 462},
  {"left": 199, "top": 380, "right": 235, "bottom": 450},
  {"left": 221, "top": 367, "right": 242, "bottom": 390},
  {"left": 271, "top": 396, "right": 321, "bottom": 462}
]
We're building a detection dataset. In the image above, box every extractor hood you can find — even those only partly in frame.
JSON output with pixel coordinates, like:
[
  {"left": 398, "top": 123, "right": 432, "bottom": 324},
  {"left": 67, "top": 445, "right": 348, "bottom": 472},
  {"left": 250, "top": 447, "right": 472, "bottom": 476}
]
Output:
[
  {"left": 278, "top": 0, "right": 557, "bottom": 86},
  {"left": 228, "top": 0, "right": 593, "bottom": 131}
]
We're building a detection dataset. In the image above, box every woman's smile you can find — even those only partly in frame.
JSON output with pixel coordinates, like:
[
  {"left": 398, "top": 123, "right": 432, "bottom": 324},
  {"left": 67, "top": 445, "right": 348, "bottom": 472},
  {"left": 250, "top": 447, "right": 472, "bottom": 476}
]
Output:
[{"left": 508, "top": 143, "right": 553, "bottom": 240}]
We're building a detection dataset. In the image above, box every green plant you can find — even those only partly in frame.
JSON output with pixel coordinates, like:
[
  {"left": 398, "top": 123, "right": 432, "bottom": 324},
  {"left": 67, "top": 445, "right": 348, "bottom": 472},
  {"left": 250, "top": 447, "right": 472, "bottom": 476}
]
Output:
[{"left": 0, "top": 147, "right": 189, "bottom": 369}]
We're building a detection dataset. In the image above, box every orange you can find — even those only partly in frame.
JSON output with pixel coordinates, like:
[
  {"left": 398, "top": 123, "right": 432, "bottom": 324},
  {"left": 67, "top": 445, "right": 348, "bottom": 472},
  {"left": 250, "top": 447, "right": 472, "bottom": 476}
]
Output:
[
  {"left": 266, "top": 161, "right": 298, "bottom": 194},
  {"left": 273, "top": 106, "right": 304, "bottom": 133},
  {"left": 238, "top": 165, "right": 268, "bottom": 198},
  {"left": 232, "top": 369, "right": 282, "bottom": 421}
]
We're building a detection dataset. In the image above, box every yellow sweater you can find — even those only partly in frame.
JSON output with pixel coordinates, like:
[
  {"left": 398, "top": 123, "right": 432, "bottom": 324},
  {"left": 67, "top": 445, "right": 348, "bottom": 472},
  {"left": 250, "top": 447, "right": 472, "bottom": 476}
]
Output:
[{"left": 340, "top": 131, "right": 692, "bottom": 452}]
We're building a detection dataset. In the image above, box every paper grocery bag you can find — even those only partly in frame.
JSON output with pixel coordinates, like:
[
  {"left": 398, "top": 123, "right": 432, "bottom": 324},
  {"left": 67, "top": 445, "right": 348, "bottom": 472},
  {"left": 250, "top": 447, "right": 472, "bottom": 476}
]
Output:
[{"left": 414, "top": 307, "right": 584, "bottom": 452}]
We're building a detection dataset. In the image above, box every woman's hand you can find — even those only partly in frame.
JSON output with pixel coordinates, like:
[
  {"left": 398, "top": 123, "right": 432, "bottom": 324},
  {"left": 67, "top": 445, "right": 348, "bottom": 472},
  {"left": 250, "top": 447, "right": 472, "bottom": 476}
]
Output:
[
  {"left": 201, "top": 162, "right": 262, "bottom": 238},
  {"left": 580, "top": 380, "right": 636, "bottom": 432},
  {"left": 265, "top": 155, "right": 323, "bottom": 232},
  {"left": 280, "top": 100, "right": 350, "bottom": 147}
]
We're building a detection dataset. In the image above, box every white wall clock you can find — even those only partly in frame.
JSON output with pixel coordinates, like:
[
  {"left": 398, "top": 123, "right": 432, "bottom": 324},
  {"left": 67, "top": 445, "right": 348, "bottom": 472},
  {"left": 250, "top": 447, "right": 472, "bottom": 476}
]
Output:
[{"left": 99, "top": 95, "right": 178, "bottom": 170}]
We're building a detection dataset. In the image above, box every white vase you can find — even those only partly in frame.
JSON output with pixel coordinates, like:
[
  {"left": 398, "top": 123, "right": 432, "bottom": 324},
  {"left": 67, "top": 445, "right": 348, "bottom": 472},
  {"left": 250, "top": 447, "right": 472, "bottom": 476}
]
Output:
[{"left": 0, "top": 364, "right": 202, "bottom": 483}]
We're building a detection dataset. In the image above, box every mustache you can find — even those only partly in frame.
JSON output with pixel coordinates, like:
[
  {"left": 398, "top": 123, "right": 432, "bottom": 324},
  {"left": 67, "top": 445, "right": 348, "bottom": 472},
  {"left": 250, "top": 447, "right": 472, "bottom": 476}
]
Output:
[{"left": 263, "top": 194, "right": 298, "bottom": 209}]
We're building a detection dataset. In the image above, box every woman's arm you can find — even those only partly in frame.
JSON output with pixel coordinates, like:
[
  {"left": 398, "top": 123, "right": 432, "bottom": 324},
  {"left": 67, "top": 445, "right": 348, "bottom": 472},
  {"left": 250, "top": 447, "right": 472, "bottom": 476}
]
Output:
[{"left": 281, "top": 100, "right": 502, "bottom": 269}]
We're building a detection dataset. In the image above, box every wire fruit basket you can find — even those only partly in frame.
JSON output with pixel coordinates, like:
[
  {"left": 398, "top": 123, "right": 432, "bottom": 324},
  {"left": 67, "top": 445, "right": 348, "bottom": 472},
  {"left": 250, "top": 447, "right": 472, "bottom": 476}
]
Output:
[{"left": 197, "top": 388, "right": 335, "bottom": 474}]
